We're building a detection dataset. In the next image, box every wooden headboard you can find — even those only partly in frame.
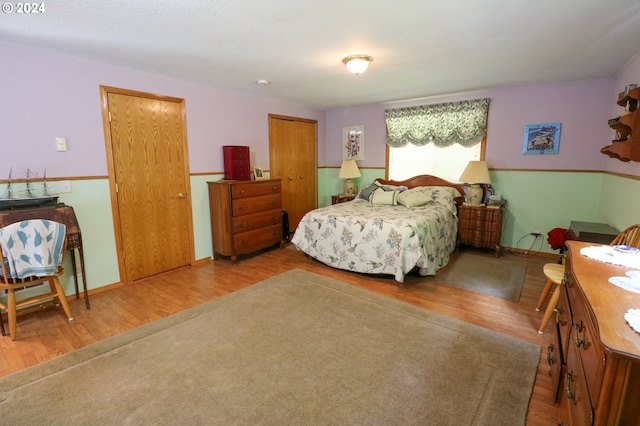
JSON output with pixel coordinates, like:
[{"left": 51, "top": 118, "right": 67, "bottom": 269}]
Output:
[{"left": 376, "top": 174, "right": 467, "bottom": 204}]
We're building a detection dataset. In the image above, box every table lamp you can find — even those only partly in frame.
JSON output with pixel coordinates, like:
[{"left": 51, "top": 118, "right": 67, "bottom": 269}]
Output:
[
  {"left": 459, "top": 160, "right": 491, "bottom": 205},
  {"left": 338, "top": 159, "right": 361, "bottom": 196}
]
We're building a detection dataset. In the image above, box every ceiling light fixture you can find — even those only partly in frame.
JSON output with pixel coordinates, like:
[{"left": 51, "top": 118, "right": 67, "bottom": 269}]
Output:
[
  {"left": 342, "top": 55, "right": 373, "bottom": 76},
  {"left": 256, "top": 79, "right": 271, "bottom": 85}
]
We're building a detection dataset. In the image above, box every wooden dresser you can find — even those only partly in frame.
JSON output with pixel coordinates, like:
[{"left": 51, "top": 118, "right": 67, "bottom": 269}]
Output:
[
  {"left": 551, "top": 241, "right": 640, "bottom": 425},
  {"left": 208, "top": 179, "right": 283, "bottom": 263},
  {"left": 457, "top": 204, "right": 503, "bottom": 255}
]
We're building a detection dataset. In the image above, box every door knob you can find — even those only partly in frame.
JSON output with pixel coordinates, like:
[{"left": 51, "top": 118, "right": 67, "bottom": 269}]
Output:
[{"left": 176, "top": 192, "right": 186, "bottom": 198}]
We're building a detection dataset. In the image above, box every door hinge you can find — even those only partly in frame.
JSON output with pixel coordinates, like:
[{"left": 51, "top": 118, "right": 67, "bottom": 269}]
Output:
[
  {"left": 115, "top": 183, "right": 118, "bottom": 193},
  {"left": 108, "top": 111, "right": 112, "bottom": 122}
]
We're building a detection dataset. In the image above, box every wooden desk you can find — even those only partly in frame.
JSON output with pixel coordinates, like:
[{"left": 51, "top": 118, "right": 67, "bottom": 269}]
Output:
[{"left": 0, "top": 204, "right": 90, "bottom": 309}]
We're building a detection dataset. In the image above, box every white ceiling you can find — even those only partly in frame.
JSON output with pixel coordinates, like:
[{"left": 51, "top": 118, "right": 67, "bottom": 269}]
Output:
[{"left": 3, "top": 0, "right": 640, "bottom": 110}]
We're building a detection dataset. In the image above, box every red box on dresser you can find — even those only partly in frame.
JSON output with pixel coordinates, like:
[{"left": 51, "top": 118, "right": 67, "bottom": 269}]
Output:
[{"left": 223, "top": 145, "right": 250, "bottom": 180}]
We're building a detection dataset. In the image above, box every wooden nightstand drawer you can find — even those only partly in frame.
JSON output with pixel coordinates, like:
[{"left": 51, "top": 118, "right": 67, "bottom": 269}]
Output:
[
  {"left": 332, "top": 194, "right": 355, "bottom": 204},
  {"left": 457, "top": 204, "right": 504, "bottom": 255}
]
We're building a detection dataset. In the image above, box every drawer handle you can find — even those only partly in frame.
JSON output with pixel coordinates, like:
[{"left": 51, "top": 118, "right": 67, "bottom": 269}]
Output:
[
  {"left": 239, "top": 205, "right": 247, "bottom": 211},
  {"left": 573, "top": 321, "right": 588, "bottom": 349},
  {"left": 239, "top": 223, "right": 247, "bottom": 228},
  {"left": 272, "top": 216, "right": 279, "bottom": 221},
  {"left": 272, "top": 201, "right": 278, "bottom": 205},
  {"left": 553, "top": 306, "right": 566, "bottom": 326},
  {"left": 238, "top": 239, "right": 248, "bottom": 245},
  {"left": 565, "top": 371, "right": 576, "bottom": 402},
  {"left": 546, "top": 344, "right": 555, "bottom": 366},
  {"left": 272, "top": 186, "right": 277, "bottom": 190}
]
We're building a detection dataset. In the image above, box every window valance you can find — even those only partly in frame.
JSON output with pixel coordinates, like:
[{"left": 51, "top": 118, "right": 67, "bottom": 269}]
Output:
[{"left": 385, "top": 98, "right": 490, "bottom": 148}]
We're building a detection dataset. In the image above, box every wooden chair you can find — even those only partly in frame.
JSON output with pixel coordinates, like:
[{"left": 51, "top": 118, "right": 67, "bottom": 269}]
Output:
[
  {"left": 536, "top": 263, "right": 565, "bottom": 334},
  {"left": 610, "top": 224, "right": 640, "bottom": 248},
  {"left": 0, "top": 219, "right": 73, "bottom": 340}
]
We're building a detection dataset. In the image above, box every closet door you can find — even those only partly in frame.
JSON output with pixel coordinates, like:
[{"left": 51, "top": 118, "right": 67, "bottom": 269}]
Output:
[{"left": 269, "top": 115, "right": 317, "bottom": 234}]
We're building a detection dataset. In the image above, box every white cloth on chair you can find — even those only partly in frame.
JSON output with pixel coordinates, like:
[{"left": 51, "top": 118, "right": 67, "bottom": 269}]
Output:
[{"left": 0, "top": 219, "right": 66, "bottom": 279}]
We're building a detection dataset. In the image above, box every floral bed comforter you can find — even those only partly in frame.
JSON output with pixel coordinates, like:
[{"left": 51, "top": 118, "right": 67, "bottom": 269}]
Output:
[{"left": 291, "top": 191, "right": 458, "bottom": 282}]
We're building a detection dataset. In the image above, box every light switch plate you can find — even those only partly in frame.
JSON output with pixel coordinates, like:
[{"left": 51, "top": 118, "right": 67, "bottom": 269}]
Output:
[
  {"left": 59, "top": 180, "right": 72, "bottom": 193},
  {"left": 55, "top": 137, "right": 67, "bottom": 152}
]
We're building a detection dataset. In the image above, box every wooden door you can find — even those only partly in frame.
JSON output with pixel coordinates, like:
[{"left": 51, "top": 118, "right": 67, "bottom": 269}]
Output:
[
  {"left": 101, "top": 86, "right": 193, "bottom": 283},
  {"left": 269, "top": 115, "right": 317, "bottom": 232}
]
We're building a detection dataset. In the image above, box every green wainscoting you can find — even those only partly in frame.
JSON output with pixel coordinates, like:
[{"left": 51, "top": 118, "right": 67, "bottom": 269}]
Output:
[
  {"left": 599, "top": 173, "right": 640, "bottom": 232},
  {"left": 318, "top": 168, "right": 639, "bottom": 255},
  {"left": 1, "top": 169, "right": 636, "bottom": 296}
]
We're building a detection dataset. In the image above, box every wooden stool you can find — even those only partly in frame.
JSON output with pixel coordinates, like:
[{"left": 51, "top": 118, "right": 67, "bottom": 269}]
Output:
[{"left": 536, "top": 263, "right": 565, "bottom": 334}]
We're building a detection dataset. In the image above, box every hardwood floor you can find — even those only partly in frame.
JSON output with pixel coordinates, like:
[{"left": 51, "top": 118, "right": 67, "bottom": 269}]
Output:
[{"left": 0, "top": 244, "right": 558, "bottom": 425}]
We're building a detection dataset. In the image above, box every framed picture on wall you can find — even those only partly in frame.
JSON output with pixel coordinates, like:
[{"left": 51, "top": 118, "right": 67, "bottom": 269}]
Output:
[
  {"left": 343, "top": 125, "right": 365, "bottom": 160},
  {"left": 522, "top": 123, "right": 561, "bottom": 155}
]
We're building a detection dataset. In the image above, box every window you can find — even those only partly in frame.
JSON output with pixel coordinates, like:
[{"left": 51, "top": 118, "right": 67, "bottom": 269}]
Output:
[
  {"left": 387, "top": 142, "right": 482, "bottom": 182},
  {"left": 384, "top": 98, "right": 489, "bottom": 181}
]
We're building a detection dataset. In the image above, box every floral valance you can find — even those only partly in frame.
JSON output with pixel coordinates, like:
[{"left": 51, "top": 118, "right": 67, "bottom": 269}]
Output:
[{"left": 385, "top": 98, "right": 490, "bottom": 148}]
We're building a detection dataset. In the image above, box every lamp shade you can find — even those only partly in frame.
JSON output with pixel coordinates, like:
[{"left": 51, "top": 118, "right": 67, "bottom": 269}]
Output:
[
  {"left": 459, "top": 160, "right": 491, "bottom": 184},
  {"left": 338, "top": 159, "right": 361, "bottom": 179},
  {"left": 459, "top": 161, "right": 491, "bottom": 205}
]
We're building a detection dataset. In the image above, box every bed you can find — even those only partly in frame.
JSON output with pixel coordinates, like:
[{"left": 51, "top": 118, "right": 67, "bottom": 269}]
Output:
[{"left": 290, "top": 175, "right": 466, "bottom": 282}]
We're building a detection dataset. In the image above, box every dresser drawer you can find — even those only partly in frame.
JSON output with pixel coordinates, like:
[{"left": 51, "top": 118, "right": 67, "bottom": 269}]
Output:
[
  {"left": 232, "top": 194, "right": 281, "bottom": 216},
  {"left": 232, "top": 181, "right": 281, "bottom": 199},
  {"left": 233, "top": 209, "right": 282, "bottom": 233},
  {"left": 560, "top": 339, "right": 594, "bottom": 426},
  {"left": 208, "top": 179, "right": 282, "bottom": 263},
  {"left": 567, "top": 282, "right": 605, "bottom": 407},
  {"left": 233, "top": 224, "right": 283, "bottom": 254}
]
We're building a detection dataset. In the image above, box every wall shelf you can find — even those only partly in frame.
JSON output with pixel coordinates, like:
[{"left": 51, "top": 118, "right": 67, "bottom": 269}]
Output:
[{"left": 601, "top": 86, "right": 640, "bottom": 162}]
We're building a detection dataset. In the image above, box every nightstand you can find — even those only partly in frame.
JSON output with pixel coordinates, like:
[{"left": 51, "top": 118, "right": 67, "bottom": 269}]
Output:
[
  {"left": 331, "top": 194, "right": 355, "bottom": 205},
  {"left": 457, "top": 204, "right": 504, "bottom": 255}
]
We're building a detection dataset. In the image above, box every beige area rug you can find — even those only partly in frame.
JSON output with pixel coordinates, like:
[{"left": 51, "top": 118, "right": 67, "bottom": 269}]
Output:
[
  {"left": 0, "top": 269, "right": 539, "bottom": 425},
  {"left": 438, "top": 253, "right": 527, "bottom": 302}
]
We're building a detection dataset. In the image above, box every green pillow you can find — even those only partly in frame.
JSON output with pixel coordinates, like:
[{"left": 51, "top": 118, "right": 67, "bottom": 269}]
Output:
[{"left": 358, "top": 182, "right": 380, "bottom": 200}]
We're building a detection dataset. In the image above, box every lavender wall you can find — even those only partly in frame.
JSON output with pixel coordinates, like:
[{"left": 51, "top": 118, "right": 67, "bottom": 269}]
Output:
[
  {"left": 0, "top": 41, "right": 327, "bottom": 291},
  {"left": 1, "top": 41, "right": 324, "bottom": 178},
  {"left": 324, "top": 79, "right": 615, "bottom": 171},
  {"left": 323, "top": 67, "right": 640, "bottom": 251}
]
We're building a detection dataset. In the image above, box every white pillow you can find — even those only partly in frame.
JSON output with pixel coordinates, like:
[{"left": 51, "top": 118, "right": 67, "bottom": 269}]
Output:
[
  {"left": 370, "top": 188, "right": 399, "bottom": 205},
  {"left": 397, "top": 190, "right": 430, "bottom": 208}
]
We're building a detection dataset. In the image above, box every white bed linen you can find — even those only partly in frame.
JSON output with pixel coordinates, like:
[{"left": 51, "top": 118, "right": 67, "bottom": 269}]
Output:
[{"left": 291, "top": 194, "right": 458, "bottom": 282}]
